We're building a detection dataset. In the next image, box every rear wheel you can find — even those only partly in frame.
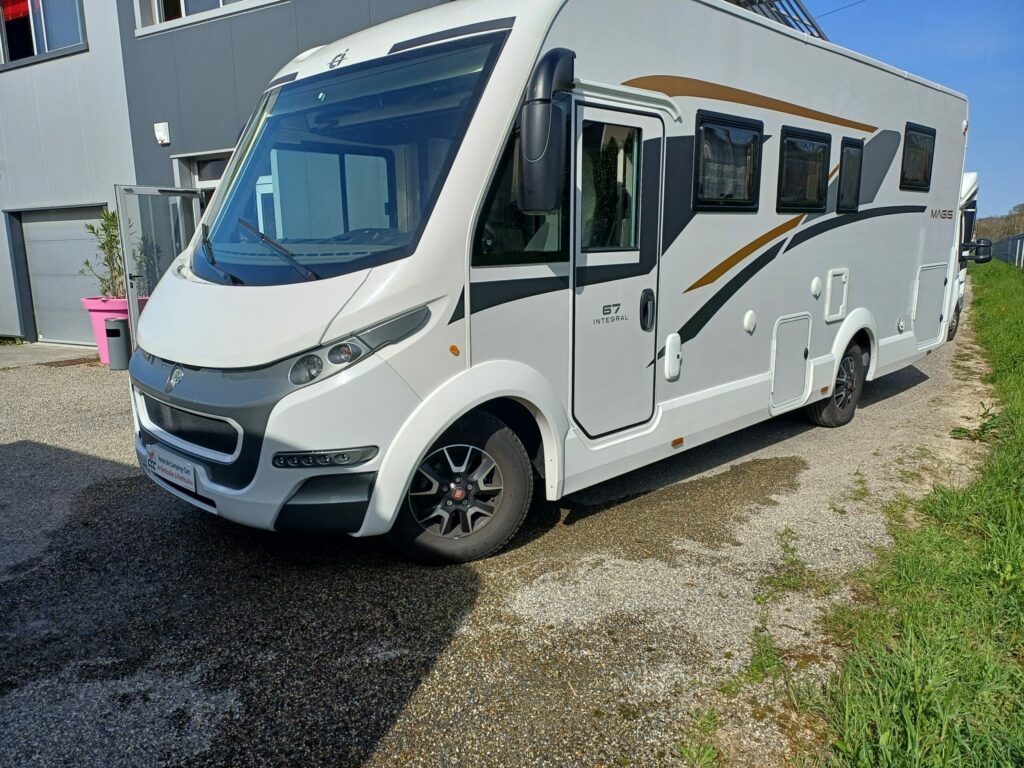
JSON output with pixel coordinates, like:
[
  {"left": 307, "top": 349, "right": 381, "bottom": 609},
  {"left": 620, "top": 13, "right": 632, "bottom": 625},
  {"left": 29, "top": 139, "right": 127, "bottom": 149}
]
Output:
[
  {"left": 388, "top": 412, "right": 533, "bottom": 564},
  {"left": 806, "top": 341, "right": 865, "bottom": 428},
  {"left": 947, "top": 300, "right": 962, "bottom": 341}
]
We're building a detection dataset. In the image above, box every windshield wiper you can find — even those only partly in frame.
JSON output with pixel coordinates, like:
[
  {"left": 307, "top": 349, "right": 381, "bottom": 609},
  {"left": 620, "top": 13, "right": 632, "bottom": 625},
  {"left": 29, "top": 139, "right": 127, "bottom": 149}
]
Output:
[
  {"left": 238, "top": 218, "right": 321, "bottom": 281},
  {"left": 201, "top": 224, "right": 246, "bottom": 285}
]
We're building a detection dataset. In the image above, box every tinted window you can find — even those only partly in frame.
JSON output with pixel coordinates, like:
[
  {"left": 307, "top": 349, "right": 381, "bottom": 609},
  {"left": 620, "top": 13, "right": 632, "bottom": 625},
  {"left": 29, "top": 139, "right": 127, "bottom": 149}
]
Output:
[
  {"left": 580, "top": 121, "right": 640, "bottom": 250},
  {"left": 900, "top": 123, "right": 936, "bottom": 191},
  {"left": 193, "top": 33, "right": 505, "bottom": 286},
  {"left": 837, "top": 138, "right": 863, "bottom": 214},
  {"left": 472, "top": 120, "right": 569, "bottom": 267},
  {"left": 694, "top": 112, "right": 763, "bottom": 211},
  {"left": 777, "top": 128, "right": 831, "bottom": 213}
]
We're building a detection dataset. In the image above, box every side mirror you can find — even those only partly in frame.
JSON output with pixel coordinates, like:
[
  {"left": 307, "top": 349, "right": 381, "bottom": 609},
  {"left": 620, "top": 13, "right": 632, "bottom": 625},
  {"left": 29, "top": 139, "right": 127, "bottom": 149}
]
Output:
[
  {"left": 963, "top": 238, "right": 992, "bottom": 264},
  {"left": 518, "top": 48, "right": 575, "bottom": 214}
]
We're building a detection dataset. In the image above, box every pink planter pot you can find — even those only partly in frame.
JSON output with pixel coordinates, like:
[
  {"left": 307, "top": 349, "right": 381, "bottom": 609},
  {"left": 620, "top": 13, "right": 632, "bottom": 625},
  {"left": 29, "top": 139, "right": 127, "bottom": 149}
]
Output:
[{"left": 80, "top": 297, "right": 147, "bottom": 365}]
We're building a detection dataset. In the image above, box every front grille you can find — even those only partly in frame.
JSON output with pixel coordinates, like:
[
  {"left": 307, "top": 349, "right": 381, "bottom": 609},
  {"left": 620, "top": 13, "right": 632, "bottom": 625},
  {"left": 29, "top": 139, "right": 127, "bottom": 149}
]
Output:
[{"left": 143, "top": 395, "right": 239, "bottom": 456}]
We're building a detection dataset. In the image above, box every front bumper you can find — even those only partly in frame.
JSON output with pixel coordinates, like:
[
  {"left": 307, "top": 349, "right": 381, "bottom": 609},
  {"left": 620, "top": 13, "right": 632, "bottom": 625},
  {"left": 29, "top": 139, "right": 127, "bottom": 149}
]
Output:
[{"left": 129, "top": 352, "right": 420, "bottom": 532}]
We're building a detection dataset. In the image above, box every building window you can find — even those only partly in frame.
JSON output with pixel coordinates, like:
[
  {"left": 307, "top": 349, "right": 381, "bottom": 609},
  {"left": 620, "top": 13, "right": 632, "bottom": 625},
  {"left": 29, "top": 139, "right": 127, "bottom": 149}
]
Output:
[
  {"left": 900, "top": 123, "right": 936, "bottom": 192},
  {"left": 1, "top": 0, "right": 85, "bottom": 65},
  {"left": 137, "top": 0, "right": 260, "bottom": 27},
  {"left": 837, "top": 138, "right": 863, "bottom": 214},
  {"left": 693, "top": 111, "right": 763, "bottom": 212},
  {"left": 175, "top": 151, "right": 232, "bottom": 208},
  {"left": 777, "top": 127, "right": 831, "bottom": 214},
  {"left": 472, "top": 124, "right": 569, "bottom": 268}
]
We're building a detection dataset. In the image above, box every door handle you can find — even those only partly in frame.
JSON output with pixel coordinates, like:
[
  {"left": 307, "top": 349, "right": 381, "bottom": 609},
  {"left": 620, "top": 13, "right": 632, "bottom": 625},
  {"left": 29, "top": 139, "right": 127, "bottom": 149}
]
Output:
[{"left": 640, "top": 289, "right": 656, "bottom": 332}]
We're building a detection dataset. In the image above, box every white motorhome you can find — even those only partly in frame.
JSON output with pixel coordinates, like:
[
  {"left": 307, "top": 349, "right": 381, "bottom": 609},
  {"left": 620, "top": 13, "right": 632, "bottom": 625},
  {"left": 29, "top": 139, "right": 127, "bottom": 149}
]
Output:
[{"left": 129, "top": 0, "right": 993, "bottom": 562}]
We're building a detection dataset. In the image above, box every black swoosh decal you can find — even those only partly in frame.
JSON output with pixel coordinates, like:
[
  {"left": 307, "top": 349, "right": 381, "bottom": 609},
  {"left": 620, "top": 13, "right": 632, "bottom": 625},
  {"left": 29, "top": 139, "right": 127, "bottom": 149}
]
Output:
[
  {"left": 448, "top": 287, "right": 465, "bottom": 324},
  {"left": 469, "top": 276, "right": 569, "bottom": 314},
  {"left": 678, "top": 241, "right": 786, "bottom": 345},
  {"left": 786, "top": 205, "right": 926, "bottom": 252}
]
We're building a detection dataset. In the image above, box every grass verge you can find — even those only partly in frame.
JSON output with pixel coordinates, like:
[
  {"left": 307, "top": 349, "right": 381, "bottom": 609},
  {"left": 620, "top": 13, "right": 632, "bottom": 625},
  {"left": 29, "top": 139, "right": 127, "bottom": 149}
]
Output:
[{"left": 811, "top": 262, "right": 1024, "bottom": 766}]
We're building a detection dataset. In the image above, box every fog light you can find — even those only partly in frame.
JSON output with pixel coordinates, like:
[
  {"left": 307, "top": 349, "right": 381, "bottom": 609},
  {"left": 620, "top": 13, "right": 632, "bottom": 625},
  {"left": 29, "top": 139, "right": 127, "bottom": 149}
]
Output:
[
  {"left": 272, "top": 446, "right": 379, "bottom": 469},
  {"left": 289, "top": 354, "right": 323, "bottom": 385}
]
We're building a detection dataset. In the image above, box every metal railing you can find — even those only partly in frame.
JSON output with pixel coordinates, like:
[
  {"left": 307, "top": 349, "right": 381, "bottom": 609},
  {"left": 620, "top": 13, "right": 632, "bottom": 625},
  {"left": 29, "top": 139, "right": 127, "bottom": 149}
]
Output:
[
  {"left": 725, "top": 0, "right": 828, "bottom": 39},
  {"left": 993, "top": 233, "right": 1024, "bottom": 269}
]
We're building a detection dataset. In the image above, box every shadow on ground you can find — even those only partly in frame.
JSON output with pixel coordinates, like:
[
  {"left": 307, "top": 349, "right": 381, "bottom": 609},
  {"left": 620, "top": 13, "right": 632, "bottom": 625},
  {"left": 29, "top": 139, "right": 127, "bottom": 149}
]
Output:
[
  {"left": 0, "top": 441, "right": 479, "bottom": 768},
  {"left": 511, "top": 364, "right": 929, "bottom": 548}
]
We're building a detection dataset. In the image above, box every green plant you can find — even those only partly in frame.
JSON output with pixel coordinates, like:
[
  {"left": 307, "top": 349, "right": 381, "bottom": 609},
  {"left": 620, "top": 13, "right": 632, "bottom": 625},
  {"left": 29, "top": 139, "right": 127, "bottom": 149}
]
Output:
[
  {"left": 81, "top": 210, "right": 126, "bottom": 298},
  {"left": 756, "top": 528, "right": 837, "bottom": 604},
  {"left": 808, "top": 262, "right": 1024, "bottom": 767},
  {"left": 676, "top": 708, "right": 720, "bottom": 767}
]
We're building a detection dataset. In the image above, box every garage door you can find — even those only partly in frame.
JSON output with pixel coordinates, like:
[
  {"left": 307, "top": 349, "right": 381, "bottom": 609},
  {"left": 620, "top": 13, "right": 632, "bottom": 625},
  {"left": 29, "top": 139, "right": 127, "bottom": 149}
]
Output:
[{"left": 23, "top": 207, "right": 106, "bottom": 345}]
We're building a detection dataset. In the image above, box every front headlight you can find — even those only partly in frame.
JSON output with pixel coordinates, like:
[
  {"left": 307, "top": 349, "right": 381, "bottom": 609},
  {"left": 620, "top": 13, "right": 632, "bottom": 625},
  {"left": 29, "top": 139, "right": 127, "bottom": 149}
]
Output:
[
  {"left": 289, "top": 354, "right": 324, "bottom": 385},
  {"left": 285, "top": 306, "right": 429, "bottom": 388}
]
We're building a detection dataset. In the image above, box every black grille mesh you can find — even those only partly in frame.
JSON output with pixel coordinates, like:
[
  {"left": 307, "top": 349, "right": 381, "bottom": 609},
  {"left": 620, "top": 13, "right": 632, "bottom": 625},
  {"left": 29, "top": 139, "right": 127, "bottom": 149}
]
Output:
[{"left": 143, "top": 396, "right": 239, "bottom": 456}]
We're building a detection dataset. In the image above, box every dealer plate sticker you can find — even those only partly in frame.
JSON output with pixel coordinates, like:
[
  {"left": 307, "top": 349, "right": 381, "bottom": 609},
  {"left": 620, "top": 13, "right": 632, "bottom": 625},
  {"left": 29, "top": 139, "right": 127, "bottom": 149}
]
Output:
[{"left": 146, "top": 445, "right": 196, "bottom": 493}]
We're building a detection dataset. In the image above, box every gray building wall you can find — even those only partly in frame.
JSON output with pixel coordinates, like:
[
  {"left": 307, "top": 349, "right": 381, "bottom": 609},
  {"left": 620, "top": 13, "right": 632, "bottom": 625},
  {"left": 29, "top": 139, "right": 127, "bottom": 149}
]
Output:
[
  {"left": 116, "top": 0, "right": 447, "bottom": 188},
  {"left": 0, "top": 0, "right": 137, "bottom": 337}
]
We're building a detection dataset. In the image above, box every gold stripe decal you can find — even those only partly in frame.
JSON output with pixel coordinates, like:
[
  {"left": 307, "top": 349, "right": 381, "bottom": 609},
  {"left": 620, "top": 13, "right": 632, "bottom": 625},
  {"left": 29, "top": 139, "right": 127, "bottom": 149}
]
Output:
[
  {"left": 686, "top": 215, "right": 803, "bottom": 292},
  {"left": 623, "top": 75, "right": 878, "bottom": 134}
]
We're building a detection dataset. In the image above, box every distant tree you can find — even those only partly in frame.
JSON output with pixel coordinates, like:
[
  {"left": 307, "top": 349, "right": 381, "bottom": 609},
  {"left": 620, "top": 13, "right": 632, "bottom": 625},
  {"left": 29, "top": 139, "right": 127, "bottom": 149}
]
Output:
[{"left": 976, "top": 203, "right": 1024, "bottom": 242}]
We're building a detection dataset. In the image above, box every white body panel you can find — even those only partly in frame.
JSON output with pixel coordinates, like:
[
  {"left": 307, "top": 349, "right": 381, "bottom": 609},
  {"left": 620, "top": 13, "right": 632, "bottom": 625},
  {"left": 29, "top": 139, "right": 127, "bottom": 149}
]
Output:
[{"left": 130, "top": 0, "right": 969, "bottom": 538}]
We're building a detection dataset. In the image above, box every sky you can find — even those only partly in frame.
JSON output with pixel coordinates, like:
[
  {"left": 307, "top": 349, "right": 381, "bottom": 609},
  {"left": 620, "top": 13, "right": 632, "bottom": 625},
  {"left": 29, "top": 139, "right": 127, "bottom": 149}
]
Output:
[{"left": 801, "top": 0, "right": 1023, "bottom": 217}]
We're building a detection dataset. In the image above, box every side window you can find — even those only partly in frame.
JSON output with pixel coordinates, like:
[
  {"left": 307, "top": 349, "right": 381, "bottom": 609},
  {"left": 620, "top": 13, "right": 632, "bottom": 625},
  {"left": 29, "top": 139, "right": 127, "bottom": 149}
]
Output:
[
  {"left": 472, "top": 128, "right": 569, "bottom": 267},
  {"left": 694, "top": 111, "right": 763, "bottom": 211},
  {"left": 777, "top": 127, "right": 831, "bottom": 214},
  {"left": 836, "top": 138, "right": 864, "bottom": 214},
  {"left": 900, "top": 123, "right": 936, "bottom": 192},
  {"left": 580, "top": 121, "right": 641, "bottom": 250}
]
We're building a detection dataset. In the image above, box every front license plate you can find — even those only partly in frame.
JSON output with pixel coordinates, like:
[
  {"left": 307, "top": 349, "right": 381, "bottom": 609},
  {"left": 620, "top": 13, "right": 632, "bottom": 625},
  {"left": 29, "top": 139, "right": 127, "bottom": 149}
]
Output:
[{"left": 146, "top": 444, "right": 196, "bottom": 493}]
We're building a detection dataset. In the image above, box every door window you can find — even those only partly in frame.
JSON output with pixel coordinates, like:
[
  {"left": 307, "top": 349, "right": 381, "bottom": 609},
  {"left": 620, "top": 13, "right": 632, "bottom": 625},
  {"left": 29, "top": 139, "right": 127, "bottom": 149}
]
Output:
[{"left": 580, "top": 121, "right": 640, "bottom": 251}]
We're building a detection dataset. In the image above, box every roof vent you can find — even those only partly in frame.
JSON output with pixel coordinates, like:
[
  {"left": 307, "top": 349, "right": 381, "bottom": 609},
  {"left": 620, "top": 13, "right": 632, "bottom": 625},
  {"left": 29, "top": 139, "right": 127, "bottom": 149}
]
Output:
[{"left": 725, "top": 0, "right": 828, "bottom": 40}]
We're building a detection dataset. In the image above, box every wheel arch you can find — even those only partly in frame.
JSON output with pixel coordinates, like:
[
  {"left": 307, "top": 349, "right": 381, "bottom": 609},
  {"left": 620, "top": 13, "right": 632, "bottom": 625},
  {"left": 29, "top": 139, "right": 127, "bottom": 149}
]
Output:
[
  {"left": 830, "top": 309, "right": 878, "bottom": 381},
  {"left": 356, "top": 360, "right": 569, "bottom": 537}
]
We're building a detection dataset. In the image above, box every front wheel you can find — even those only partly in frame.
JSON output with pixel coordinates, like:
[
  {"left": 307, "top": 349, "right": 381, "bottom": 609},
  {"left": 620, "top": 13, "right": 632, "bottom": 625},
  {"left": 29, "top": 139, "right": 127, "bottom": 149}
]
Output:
[
  {"left": 388, "top": 412, "right": 533, "bottom": 564},
  {"left": 806, "top": 341, "right": 865, "bottom": 428}
]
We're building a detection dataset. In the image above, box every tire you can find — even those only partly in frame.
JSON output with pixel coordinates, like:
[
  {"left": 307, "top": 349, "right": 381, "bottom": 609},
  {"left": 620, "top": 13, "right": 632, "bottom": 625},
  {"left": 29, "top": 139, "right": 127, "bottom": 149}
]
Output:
[
  {"left": 947, "top": 301, "right": 962, "bottom": 341},
  {"left": 805, "top": 341, "right": 865, "bottom": 428},
  {"left": 388, "top": 412, "right": 533, "bottom": 564}
]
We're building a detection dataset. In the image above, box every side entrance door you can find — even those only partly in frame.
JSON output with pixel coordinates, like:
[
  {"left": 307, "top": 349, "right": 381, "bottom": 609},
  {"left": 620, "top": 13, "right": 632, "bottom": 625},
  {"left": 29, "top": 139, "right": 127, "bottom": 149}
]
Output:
[{"left": 572, "top": 105, "right": 664, "bottom": 439}]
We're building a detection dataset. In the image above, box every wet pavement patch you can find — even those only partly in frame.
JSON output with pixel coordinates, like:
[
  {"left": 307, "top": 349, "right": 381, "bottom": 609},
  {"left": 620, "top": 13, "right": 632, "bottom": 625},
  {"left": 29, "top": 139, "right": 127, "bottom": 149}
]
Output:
[{"left": 515, "top": 456, "right": 809, "bottom": 561}]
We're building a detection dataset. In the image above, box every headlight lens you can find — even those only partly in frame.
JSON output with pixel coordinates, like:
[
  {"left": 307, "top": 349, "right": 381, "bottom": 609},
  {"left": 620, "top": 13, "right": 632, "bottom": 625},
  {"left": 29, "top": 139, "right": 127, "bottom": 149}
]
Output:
[
  {"left": 327, "top": 342, "right": 363, "bottom": 365},
  {"left": 284, "top": 305, "right": 430, "bottom": 388},
  {"left": 289, "top": 354, "right": 323, "bottom": 385}
]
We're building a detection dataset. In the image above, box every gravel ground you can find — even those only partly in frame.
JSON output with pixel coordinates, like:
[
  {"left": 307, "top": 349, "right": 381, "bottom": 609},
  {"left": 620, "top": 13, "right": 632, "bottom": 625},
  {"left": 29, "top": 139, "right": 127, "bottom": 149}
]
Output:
[{"left": 0, "top": 288, "right": 990, "bottom": 767}]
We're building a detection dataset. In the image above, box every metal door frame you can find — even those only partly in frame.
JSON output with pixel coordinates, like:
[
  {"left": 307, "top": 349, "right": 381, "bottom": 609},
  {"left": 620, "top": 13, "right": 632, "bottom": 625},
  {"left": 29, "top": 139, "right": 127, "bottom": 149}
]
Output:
[{"left": 115, "top": 185, "right": 202, "bottom": 348}]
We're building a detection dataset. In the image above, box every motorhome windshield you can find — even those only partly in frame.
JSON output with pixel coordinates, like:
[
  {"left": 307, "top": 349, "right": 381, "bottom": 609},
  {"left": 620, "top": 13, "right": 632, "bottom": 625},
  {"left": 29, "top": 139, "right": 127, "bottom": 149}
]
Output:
[{"left": 192, "top": 32, "right": 506, "bottom": 286}]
